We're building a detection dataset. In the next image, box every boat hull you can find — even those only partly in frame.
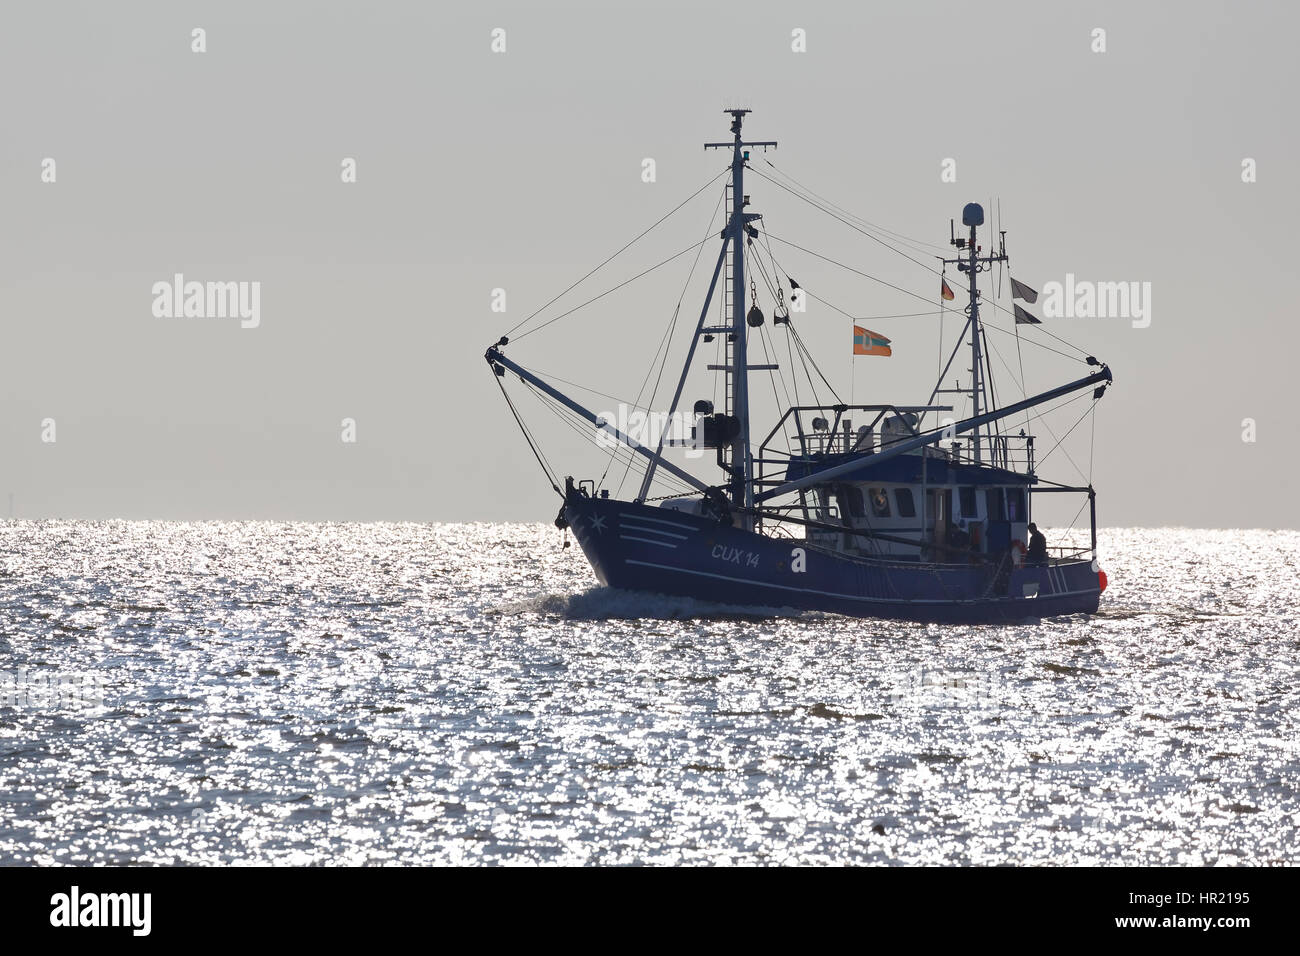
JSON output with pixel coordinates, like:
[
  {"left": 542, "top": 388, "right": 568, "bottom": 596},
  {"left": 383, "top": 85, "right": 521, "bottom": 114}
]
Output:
[{"left": 564, "top": 493, "right": 1101, "bottom": 623}]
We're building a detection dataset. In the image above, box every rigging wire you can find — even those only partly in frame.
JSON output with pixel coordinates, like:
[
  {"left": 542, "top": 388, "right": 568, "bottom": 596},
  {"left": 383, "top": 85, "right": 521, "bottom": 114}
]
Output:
[
  {"left": 1034, "top": 398, "right": 1098, "bottom": 472},
  {"left": 1053, "top": 403, "right": 1100, "bottom": 532},
  {"left": 514, "top": 362, "right": 642, "bottom": 409},
  {"left": 751, "top": 260, "right": 797, "bottom": 411},
  {"left": 745, "top": 243, "right": 796, "bottom": 456},
  {"left": 769, "top": 226, "right": 1086, "bottom": 366},
  {"left": 986, "top": 265, "right": 1034, "bottom": 440},
  {"left": 755, "top": 226, "right": 818, "bottom": 406},
  {"left": 759, "top": 322, "right": 795, "bottom": 451},
  {"left": 1051, "top": 403, "right": 1099, "bottom": 532},
  {"left": 1013, "top": 316, "right": 1031, "bottom": 435},
  {"left": 512, "top": 233, "right": 716, "bottom": 342},
  {"left": 783, "top": 320, "right": 802, "bottom": 407},
  {"left": 640, "top": 181, "right": 728, "bottom": 414},
  {"left": 759, "top": 160, "right": 951, "bottom": 255},
  {"left": 788, "top": 321, "right": 843, "bottom": 404},
  {"left": 750, "top": 165, "right": 947, "bottom": 276},
  {"left": 851, "top": 310, "right": 947, "bottom": 320},
  {"left": 1017, "top": 390, "right": 1096, "bottom": 479},
  {"left": 493, "top": 373, "right": 561, "bottom": 498},
  {"left": 763, "top": 232, "right": 934, "bottom": 322},
  {"left": 980, "top": 325, "right": 1000, "bottom": 448},
  {"left": 749, "top": 237, "right": 819, "bottom": 459},
  {"left": 1090, "top": 399, "right": 1097, "bottom": 485},
  {"left": 504, "top": 167, "right": 728, "bottom": 339},
  {"left": 764, "top": 163, "right": 1081, "bottom": 359},
  {"left": 755, "top": 223, "right": 844, "bottom": 406},
  {"left": 521, "top": 377, "right": 697, "bottom": 498},
  {"left": 756, "top": 184, "right": 1092, "bottom": 360},
  {"left": 613, "top": 180, "right": 729, "bottom": 497},
  {"left": 977, "top": 314, "right": 1085, "bottom": 364},
  {"left": 981, "top": 333, "right": 1090, "bottom": 483}
]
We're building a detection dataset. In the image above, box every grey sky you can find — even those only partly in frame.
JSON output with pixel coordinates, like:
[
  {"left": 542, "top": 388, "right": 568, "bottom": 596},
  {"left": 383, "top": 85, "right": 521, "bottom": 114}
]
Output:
[{"left": 2, "top": 1, "right": 1295, "bottom": 527}]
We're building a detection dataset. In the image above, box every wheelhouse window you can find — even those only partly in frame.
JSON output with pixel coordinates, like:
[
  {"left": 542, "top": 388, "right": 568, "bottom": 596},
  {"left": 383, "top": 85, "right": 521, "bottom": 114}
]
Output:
[
  {"left": 985, "top": 488, "right": 1005, "bottom": 521},
  {"left": 867, "top": 487, "right": 891, "bottom": 518},
  {"left": 959, "top": 487, "right": 977, "bottom": 519},
  {"left": 1007, "top": 487, "right": 1026, "bottom": 522},
  {"left": 835, "top": 485, "right": 865, "bottom": 519},
  {"left": 815, "top": 489, "right": 837, "bottom": 522},
  {"left": 894, "top": 487, "right": 916, "bottom": 518}
]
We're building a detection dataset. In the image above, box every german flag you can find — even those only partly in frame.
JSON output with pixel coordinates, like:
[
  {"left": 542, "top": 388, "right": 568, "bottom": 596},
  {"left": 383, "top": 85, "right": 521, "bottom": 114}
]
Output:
[
  {"left": 853, "top": 326, "right": 892, "bottom": 356},
  {"left": 941, "top": 277, "right": 956, "bottom": 301}
]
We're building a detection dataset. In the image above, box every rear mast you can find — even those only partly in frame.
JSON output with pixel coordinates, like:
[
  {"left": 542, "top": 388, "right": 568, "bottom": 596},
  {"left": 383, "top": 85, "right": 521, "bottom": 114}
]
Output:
[{"left": 940, "top": 203, "right": 1007, "bottom": 465}]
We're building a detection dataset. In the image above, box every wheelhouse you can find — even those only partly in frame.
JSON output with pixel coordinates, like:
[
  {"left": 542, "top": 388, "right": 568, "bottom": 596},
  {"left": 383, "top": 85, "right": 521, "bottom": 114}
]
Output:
[{"left": 756, "top": 404, "right": 1092, "bottom": 565}]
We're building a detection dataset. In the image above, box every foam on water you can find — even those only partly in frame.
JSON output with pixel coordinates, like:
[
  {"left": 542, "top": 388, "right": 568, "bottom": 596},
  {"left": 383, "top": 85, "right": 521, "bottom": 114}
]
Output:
[{"left": 501, "top": 586, "right": 827, "bottom": 621}]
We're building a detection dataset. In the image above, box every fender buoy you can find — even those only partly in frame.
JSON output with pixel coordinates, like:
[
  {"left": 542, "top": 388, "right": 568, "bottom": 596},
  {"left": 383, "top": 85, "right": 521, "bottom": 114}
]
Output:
[
  {"left": 1097, "top": 569, "right": 1108, "bottom": 593},
  {"left": 1010, "top": 539, "right": 1026, "bottom": 569}
]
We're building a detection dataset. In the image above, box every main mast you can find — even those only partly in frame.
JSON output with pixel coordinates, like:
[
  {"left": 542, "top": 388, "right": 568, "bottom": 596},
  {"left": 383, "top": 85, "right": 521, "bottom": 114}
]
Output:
[{"left": 704, "top": 109, "right": 775, "bottom": 527}]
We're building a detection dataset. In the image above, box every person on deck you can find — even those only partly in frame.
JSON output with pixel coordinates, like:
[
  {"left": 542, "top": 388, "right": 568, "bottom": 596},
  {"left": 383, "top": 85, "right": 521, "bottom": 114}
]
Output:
[
  {"left": 1027, "top": 522, "right": 1048, "bottom": 566},
  {"left": 947, "top": 520, "right": 970, "bottom": 560}
]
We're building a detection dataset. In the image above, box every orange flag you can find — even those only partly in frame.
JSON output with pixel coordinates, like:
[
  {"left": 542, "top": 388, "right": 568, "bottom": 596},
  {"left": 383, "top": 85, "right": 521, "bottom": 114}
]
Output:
[
  {"left": 853, "top": 326, "right": 892, "bottom": 356},
  {"left": 941, "top": 277, "right": 955, "bottom": 301}
]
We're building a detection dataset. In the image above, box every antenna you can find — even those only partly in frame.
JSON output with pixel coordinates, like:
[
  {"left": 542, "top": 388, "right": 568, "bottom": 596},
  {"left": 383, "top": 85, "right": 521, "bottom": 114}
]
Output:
[{"left": 996, "top": 198, "right": 1004, "bottom": 298}]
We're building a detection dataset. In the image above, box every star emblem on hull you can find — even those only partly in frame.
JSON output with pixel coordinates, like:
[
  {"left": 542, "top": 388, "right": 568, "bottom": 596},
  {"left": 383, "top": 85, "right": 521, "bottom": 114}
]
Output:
[{"left": 588, "top": 514, "right": 607, "bottom": 534}]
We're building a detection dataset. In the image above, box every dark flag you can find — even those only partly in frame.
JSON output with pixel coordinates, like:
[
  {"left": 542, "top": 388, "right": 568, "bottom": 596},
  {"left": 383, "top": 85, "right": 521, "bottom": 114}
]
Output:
[
  {"left": 1010, "top": 277, "right": 1038, "bottom": 303},
  {"left": 941, "top": 277, "right": 955, "bottom": 301},
  {"left": 1014, "top": 304, "right": 1042, "bottom": 325},
  {"left": 788, "top": 278, "right": 800, "bottom": 291}
]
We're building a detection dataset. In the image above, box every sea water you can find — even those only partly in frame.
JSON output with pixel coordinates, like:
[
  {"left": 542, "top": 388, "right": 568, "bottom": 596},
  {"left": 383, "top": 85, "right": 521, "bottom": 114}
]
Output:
[{"left": 1, "top": 522, "right": 1295, "bottom": 865}]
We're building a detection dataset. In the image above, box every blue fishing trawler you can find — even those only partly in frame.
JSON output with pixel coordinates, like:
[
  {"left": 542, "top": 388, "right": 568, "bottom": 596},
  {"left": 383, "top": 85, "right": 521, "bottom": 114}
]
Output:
[{"left": 486, "top": 109, "right": 1112, "bottom": 623}]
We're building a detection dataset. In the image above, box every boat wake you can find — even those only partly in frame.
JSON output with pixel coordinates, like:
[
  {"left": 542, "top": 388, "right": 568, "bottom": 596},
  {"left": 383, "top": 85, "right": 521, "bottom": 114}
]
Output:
[{"left": 497, "top": 586, "right": 830, "bottom": 622}]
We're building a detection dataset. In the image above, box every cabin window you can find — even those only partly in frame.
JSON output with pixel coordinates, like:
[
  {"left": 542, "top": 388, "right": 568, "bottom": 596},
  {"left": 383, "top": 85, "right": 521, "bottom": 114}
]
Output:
[
  {"left": 985, "top": 488, "right": 1005, "bottom": 521},
  {"left": 815, "top": 489, "right": 836, "bottom": 521},
  {"left": 895, "top": 487, "right": 916, "bottom": 518},
  {"left": 1007, "top": 488, "right": 1025, "bottom": 522},
  {"left": 835, "top": 485, "right": 865, "bottom": 519},
  {"left": 959, "top": 487, "right": 977, "bottom": 519},
  {"left": 929, "top": 488, "right": 950, "bottom": 530},
  {"left": 867, "top": 487, "right": 891, "bottom": 518}
]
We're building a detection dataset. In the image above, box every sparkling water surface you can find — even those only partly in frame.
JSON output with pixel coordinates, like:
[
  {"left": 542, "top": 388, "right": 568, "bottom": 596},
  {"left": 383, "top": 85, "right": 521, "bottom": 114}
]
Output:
[{"left": 1, "top": 521, "right": 1296, "bottom": 865}]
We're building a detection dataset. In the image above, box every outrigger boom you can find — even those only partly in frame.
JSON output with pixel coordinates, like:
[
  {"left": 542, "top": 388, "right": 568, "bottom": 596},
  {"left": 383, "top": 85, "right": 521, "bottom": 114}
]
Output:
[
  {"left": 485, "top": 344, "right": 713, "bottom": 496},
  {"left": 755, "top": 363, "right": 1111, "bottom": 503}
]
